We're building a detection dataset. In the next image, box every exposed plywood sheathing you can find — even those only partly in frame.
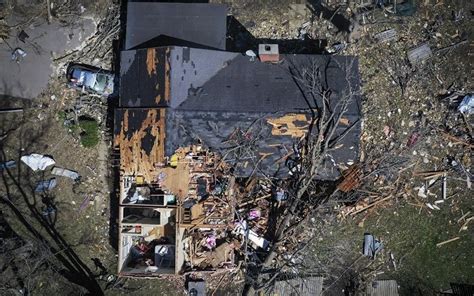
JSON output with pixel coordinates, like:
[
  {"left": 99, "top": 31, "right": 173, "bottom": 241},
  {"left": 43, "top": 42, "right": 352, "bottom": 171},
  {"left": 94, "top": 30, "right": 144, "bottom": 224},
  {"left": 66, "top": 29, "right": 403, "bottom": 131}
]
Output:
[
  {"left": 267, "top": 113, "right": 310, "bottom": 138},
  {"left": 159, "top": 162, "right": 190, "bottom": 198},
  {"left": 120, "top": 47, "right": 171, "bottom": 107},
  {"left": 339, "top": 117, "right": 350, "bottom": 126},
  {"left": 123, "top": 110, "right": 129, "bottom": 132},
  {"left": 146, "top": 48, "right": 157, "bottom": 76},
  {"left": 114, "top": 108, "right": 166, "bottom": 183},
  {"left": 164, "top": 47, "right": 170, "bottom": 103},
  {"left": 149, "top": 47, "right": 171, "bottom": 105}
]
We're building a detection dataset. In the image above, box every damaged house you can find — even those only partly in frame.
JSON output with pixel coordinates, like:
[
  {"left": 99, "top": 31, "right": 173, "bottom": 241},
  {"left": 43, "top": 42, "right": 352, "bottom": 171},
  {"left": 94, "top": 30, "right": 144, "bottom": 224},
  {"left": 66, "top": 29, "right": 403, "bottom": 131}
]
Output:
[{"left": 114, "top": 2, "right": 361, "bottom": 276}]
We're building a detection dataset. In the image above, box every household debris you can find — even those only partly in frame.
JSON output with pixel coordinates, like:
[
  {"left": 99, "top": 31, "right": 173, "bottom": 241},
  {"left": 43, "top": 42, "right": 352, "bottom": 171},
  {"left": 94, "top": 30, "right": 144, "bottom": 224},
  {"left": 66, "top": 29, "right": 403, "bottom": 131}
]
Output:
[
  {"left": 363, "top": 233, "right": 382, "bottom": 259},
  {"left": 52, "top": 167, "right": 81, "bottom": 181},
  {"left": 234, "top": 220, "right": 269, "bottom": 250},
  {"left": 458, "top": 94, "right": 474, "bottom": 115},
  {"left": 35, "top": 178, "right": 57, "bottom": 192},
  {"left": 367, "top": 280, "right": 399, "bottom": 296},
  {"left": 187, "top": 280, "right": 206, "bottom": 296},
  {"left": 327, "top": 42, "right": 346, "bottom": 54},
  {"left": 271, "top": 275, "right": 324, "bottom": 296},
  {"left": 20, "top": 154, "right": 55, "bottom": 171},
  {"left": 42, "top": 205, "right": 56, "bottom": 217},
  {"left": 17, "top": 30, "right": 29, "bottom": 43},
  {"left": 374, "top": 29, "right": 397, "bottom": 43},
  {"left": 11, "top": 47, "right": 27, "bottom": 63},
  {"left": 0, "top": 160, "right": 16, "bottom": 170},
  {"left": 407, "top": 43, "right": 432, "bottom": 65}
]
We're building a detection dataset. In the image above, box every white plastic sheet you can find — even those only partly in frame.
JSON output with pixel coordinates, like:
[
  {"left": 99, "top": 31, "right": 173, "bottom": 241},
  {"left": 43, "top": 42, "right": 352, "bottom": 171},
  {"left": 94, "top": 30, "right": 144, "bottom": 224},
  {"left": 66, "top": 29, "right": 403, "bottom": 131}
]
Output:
[{"left": 20, "top": 154, "right": 55, "bottom": 171}]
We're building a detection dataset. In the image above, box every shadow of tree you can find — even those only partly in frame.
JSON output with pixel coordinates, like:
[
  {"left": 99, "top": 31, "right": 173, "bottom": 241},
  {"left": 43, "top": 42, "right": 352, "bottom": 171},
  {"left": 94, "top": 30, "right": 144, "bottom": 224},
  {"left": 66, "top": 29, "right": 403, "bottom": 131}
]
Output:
[{"left": 0, "top": 110, "right": 104, "bottom": 295}]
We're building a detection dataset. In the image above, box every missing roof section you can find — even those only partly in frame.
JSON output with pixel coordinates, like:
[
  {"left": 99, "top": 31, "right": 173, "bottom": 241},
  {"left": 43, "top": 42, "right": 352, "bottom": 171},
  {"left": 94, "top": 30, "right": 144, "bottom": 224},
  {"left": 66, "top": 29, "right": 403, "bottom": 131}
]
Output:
[
  {"left": 114, "top": 108, "right": 166, "bottom": 183},
  {"left": 120, "top": 47, "right": 171, "bottom": 108},
  {"left": 125, "top": 2, "right": 228, "bottom": 50}
]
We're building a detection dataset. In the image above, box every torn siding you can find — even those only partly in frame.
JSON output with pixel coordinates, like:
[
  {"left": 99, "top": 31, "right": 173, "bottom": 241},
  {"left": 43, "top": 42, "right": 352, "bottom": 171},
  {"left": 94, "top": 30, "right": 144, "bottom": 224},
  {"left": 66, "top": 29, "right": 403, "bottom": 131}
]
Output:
[{"left": 114, "top": 108, "right": 166, "bottom": 183}]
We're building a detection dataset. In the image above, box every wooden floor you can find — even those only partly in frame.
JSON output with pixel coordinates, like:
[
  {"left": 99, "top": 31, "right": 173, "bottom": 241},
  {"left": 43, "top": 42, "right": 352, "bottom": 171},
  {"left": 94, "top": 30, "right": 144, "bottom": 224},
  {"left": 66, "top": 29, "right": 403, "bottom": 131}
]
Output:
[{"left": 159, "top": 159, "right": 190, "bottom": 199}]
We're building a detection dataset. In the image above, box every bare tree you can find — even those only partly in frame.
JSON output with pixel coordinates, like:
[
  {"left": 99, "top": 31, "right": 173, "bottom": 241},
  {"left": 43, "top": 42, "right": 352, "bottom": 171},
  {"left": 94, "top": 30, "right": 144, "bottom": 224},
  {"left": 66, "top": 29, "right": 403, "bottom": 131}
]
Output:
[{"left": 242, "top": 56, "right": 361, "bottom": 295}]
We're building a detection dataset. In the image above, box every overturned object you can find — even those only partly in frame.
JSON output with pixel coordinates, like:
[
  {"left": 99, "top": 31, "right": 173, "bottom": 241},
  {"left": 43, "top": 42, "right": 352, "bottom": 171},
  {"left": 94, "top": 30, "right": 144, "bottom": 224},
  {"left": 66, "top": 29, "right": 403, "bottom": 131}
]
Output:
[
  {"left": 407, "top": 43, "right": 432, "bottom": 65},
  {"left": 52, "top": 167, "right": 81, "bottom": 181},
  {"left": 374, "top": 29, "right": 397, "bottom": 43},
  {"left": 35, "top": 178, "right": 57, "bottom": 192},
  {"left": 458, "top": 94, "right": 474, "bottom": 115},
  {"left": 363, "top": 233, "right": 382, "bottom": 259},
  {"left": 21, "top": 154, "right": 55, "bottom": 171}
]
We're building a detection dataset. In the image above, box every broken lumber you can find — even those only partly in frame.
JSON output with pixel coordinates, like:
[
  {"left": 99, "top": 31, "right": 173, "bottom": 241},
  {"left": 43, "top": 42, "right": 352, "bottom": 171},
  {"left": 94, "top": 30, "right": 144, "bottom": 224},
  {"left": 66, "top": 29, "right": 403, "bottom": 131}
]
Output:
[
  {"left": 459, "top": 217, "right": 473, "bottom": 232},
  {"left": 238, "top": 194, "right": 271, "bottom": 208},
  {"left": 350, "top": 195, "right": 393, "bottom": 216},
  {"left": 0, "top": 108, "right": 23, "bottom": 113},
  {"left": 436, "top": 236, "right": 460, "bottom": 247},
  {"left": 414, "top": 170, "right": 447, "bottom": 177},
  {"left": 438, "top": 129, "right": 474, "bottom": 149},
  {"left": 338, "top": 165, "right": 363, "bottom": 192},
  {"left": 457, "top": 211, "right": 471, "bottom": 223}
]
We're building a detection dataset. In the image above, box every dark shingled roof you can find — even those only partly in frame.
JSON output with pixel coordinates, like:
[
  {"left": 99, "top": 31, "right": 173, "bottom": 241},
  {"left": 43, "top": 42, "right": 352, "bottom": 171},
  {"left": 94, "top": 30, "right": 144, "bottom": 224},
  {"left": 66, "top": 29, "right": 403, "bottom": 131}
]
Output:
[
  {"left": 165, "top": 110, "right": 361, "bottom": 179},
  {"left": 125, "top": 2, "right": 227, "bottom": 50},
  {"left": 119, "top": 47, "right": 362, "bottom": 179},
  {"left": 119, "top": 47, "right": 171, "bottom": 108},
  {"left": 169, "top": 47, "right": 361, "bottom": 115}
]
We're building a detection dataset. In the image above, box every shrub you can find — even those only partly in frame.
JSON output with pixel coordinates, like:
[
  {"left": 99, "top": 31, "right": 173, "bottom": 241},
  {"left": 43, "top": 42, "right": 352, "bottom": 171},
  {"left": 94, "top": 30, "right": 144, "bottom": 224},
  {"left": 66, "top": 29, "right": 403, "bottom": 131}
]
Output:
[{"left": 78, "top": 117, "right": 99, "bottom": 148}]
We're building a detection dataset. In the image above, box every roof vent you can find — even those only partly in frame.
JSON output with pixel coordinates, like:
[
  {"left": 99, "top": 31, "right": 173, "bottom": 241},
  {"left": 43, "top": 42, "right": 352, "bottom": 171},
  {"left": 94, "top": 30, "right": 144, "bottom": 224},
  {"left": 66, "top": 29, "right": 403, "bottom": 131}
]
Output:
[
  {"left": 258, "top": 44, "right": 279, "bottom": 63},
  {"left": 245, "top": 49, "right": 257, "bottom": 61}
]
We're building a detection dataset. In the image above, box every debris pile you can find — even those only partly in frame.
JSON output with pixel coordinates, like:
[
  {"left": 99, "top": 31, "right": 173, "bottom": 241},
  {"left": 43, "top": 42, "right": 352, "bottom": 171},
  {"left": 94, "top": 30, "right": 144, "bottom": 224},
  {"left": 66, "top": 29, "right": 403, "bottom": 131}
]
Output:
[{"left": 177, "top": 146, "right": 276, "bottom": 273}]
